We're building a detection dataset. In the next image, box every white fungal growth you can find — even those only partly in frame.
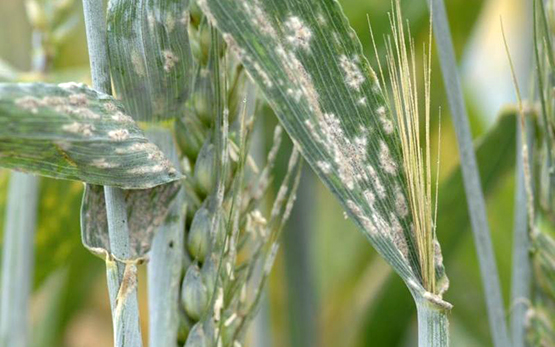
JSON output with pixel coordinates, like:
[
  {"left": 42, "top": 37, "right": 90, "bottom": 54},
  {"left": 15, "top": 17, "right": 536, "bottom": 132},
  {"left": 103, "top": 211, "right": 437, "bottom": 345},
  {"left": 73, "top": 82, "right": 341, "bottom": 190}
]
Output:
[
  {"left": 103, "top": 102, "right": 118, "bottom": 113},
  {"left": 91, "top": 158, "right": 119, "bottom": 169},
  {"left": 62, "top": 122, "right": 94, "bottom": 136},
  {"left": 42, "top": 96, "right": 66, "bottom": 107},
  {"left": 379, "top": 141, "right": 397, "bottom": 175},
  {"left": 287, "top": 88, "right": 303, "bottom": 102},
  {"left": 165, "top": 13, "right": 175, "bottom": 32},
  {"left": 108, "top": 129, "right": 130, "bottom": 141},
  {"left": 368, "top": 165, "right": 386, "bottom": 199},
  {"left": 347, "top": 200, "right": 379, "bottom": 236},
  {"left": 358, "top": 97, "right": 367, "bottom": 106},
  {"left": 243, "top": 1, "right": 277, "bottom": 37},
  {"left": 15, "top": 96, "right": 42, "bottom": 113},
  {"left": 376, "top": 106, "right": 386, "bottom": 116},
  {"left": 253, "top": 62, "right": 273, "bottom": 87},
  {"left": 123, "top": 142, "right": 160, "bottom": 153},
  {"left": 285, "top": 16, "right": 312, "bottom": 49},
  {"left": 74, "top": 108, "right": 101, "bottom": 120},
  {"left": 68, "top": 93, "right": 88, "bottom": 106},
  {"left": 58, "top": 82, "right": 85, "bottom": 90},
  {"left": 162, "top": 50, "right": 179, "bottom": 72},
  {"left": 127, "top": 164, "right": 165, "bottom": 175},
  {"left": 317, "top": 161, "right": 332, "bottom": 174},
  {"left": 111, "top": 112, "right": 134, "bottom": 123},
  {"left": 317, "top": 13, "right": 326, "bottom": 25},
  {"left": 389, "top": 213, "right": 409, "bottom": 259},
  {"left": 339, "top": 55, "right": 365, "bottom": 90},
  {"left": 395, "top": 186, "right": 409, "bottom": 218},
  {"left": 379, "top": 116, "right": 394, "bottom": 135},
  {"left": 363, "top": 189, "right": 375, "bottom": 208}
]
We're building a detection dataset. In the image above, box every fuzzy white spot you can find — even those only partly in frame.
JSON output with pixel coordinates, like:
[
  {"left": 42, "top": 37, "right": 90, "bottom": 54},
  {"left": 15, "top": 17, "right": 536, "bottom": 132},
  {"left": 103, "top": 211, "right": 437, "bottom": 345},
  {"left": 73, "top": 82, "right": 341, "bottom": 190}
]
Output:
[
  {"left": 103, "top": 102, "right": 118, "bottom": 113},
  {"left": 358, "top": 97, "right": 367, "bottom": 106},
  {"left": 243, "top": 1, "right": 276, "bottom": 37},
  {"left": 287, "top": 88, "right": 303, "bottom": 102},
  {"left": 379, "top": 141, "right": 397, "bottom": 175},
  {"left": 379, "top": 116, "right": 394, "bottom": 135},
  {"left": 74, "top": 108, "right": 100, "bottom": 120},
  {"left": 58, "top": 82, "right": 85, "bottom": 90},
  {"left": 285, "top": 16, "right": 312, "bottom": 49},
  {"left": 339, "top": 55, "right": 365, "bottom": 90},
  {"left": 162, "top": 50, "right": 179, "bottom": 72},
  {"left": 15, "top": 96, "right": 42, "bottom": 113},
  {"left": 108, "top": 129, "right": 130, "bottom": 141},
  {"left": 165, "top": 13, "right": 175, "bottom": 32},
  {"left": 253, "top": 62, "right": 273, "bottom": 87},
  {"left": 68, "top": 93, "right": 88, "bottom": 106},
  {"left": 368, "top": 165, "right": 386, "bottom": 199},
  {"left": 363, "top": 189, "right": 375, "bottom": 208},
  {"left": 127, "top": 164, "right": 165, "bottom": 174},
  {"left": 317, "top": 161, "right": 332, "bottom": 174},
  {"left": 91, "top": 158, "right": 120, "bottom": 169},
  {"left": 389, "top": 213, "right": 408, "bottom": 259},
  {"left": 111, "top": 112, "right": 134, "bottom": 123},
  {"left": 395, "top": 186, "right": 409, "bottom": 218},
  {"left": 62, "top": 122, "right": 94, "bottom": 136}
]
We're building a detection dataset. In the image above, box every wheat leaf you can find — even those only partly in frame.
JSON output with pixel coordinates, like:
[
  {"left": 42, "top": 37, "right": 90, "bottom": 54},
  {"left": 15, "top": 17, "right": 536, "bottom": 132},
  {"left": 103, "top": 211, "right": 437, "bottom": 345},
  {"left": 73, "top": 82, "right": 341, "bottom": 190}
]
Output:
[
  {"left": 80, "top": 180, "right": 181, "bottom": 262},
  {"left": 198, "top": 0, "right": 429, "bottom": 291},
  {"left": 107, "top": 0, "right": 194, "bottom": 122},
  {"left": 0, "top": 82, "right": 181, "bottom": 189}
]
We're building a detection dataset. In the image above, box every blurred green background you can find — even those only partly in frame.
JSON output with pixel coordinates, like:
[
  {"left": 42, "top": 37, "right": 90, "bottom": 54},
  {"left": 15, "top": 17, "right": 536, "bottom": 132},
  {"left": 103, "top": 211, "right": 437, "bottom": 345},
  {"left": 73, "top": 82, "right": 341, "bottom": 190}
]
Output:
[{"left": 0, "top": 0, "right": 533, "bottom": 346}]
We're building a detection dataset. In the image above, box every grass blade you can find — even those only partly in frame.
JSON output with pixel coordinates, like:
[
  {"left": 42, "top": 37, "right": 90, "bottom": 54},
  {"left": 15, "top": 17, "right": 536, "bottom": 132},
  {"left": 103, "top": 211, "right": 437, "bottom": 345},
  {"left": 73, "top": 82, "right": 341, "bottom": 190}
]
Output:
[
  {"left": 427, "top": 0, "right": 511, "bottom": 345},
  {"left": 0, "top": 172, "right": 38, "bottom": 347},
  {"left": 511, "top": 118, "right": 534, "bottom": 347}
]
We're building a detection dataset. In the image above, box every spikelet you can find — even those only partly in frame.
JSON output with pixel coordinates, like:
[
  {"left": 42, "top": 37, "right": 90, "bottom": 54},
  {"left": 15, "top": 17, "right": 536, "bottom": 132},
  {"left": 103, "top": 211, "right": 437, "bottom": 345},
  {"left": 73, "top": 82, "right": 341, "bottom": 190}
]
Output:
[
  {"left": 372, "top": 0, "right": 443, "bottom": 295},
  {"left": 177, "top": 8, "right": 302, "bottom": 347}
]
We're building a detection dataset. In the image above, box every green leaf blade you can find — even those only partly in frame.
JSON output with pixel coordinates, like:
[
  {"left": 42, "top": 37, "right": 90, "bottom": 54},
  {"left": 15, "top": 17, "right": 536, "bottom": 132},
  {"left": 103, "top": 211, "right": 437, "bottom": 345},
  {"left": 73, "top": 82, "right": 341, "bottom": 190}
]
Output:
[
  {"left": 0, "top": 82, "right": 181, "bottom": 189},
  {"left": 107, "top": 0, "right": 193, "bottom": 122},
  {"left": 200, "top": 0, "right": 420, "bottom": 287}
]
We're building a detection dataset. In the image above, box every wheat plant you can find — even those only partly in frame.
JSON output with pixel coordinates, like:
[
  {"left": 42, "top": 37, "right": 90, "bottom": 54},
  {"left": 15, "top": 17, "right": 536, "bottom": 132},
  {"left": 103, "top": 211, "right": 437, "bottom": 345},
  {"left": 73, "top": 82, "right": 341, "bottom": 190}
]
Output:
[{"left": 0, "top": 0, "right": 548, "bottom": 346}]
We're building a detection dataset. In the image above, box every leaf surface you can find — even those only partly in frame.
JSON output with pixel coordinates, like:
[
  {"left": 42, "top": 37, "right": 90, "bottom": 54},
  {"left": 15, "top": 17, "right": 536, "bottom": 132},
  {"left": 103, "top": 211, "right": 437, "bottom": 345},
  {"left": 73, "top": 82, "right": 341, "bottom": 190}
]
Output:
[
  {"left": 0, "top": 82, "right": 181, "bottom": 189},
  {"left": 199, "top": 0, "right": 424, "bottom": 289},
  {"left": 107, "top": 0, "right": 193, "bottom": 122}
]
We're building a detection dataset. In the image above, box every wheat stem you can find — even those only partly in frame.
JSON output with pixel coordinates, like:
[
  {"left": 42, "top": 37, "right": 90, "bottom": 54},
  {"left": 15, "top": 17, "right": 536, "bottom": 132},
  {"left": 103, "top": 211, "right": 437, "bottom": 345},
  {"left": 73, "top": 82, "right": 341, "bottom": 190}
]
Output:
[
  {"left": 82, "top": 1, "right": 143, "bottom": 346},
  {"left": 415, "top": 297, "right": 450, "bottom": 347}
]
